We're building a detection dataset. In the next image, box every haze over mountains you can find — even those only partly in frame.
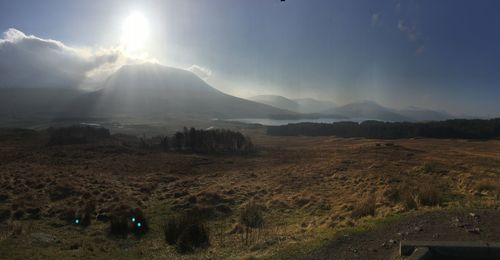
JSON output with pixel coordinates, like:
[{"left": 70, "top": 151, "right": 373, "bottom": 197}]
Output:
[
  {"left": 0, "top": 62, "right": 454, "bottom": 124},
  {"left": 250, "top": 95, "right": 452, "bottom": 122},
  {"left": 249, "top": 95, "right": 336, "bottom": 114}
]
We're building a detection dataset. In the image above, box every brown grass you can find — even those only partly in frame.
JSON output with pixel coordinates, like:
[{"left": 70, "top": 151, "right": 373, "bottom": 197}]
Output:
[
  {"left": 351, "top": 197, "right": 376, "bottom": 219},
  {"left": 0, "top": 128, "right": 499, "bottom": 259}
]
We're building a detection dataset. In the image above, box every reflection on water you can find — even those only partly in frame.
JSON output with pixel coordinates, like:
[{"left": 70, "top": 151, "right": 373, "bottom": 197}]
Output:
[{"left": 225, "top": 118, "right": 368, "bottom": 126}]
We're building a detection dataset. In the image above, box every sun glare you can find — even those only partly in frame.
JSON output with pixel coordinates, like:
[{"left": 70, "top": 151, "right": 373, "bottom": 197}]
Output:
[{"left": 121, "top": 12, "right": 150, "bottom": 53}]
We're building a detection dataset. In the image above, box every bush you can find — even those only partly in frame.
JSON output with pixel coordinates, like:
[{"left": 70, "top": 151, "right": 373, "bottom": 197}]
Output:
[
  {"left": 402, "top": 192, "right": 418, "bottom": 210},
  {"left": 176, "top": 222, "right": 210, "bottom": 253},
  {"left": 110, "top": 216, "right": 129, "bottom": 238},
  {"left": 351, "top": 197, "right": 376, "bottom": 218},
  {"left": 164, "top": 213, "right": 210, "bottom": 253},
  {"left": 239, "top": 201, "right": 264, "bottom": 229},
  {"left": 239, "top": 200, "right": 264, "bottom": 245},
  {"left": 109, "top": 208, "right": 149, "bottom": 237},
  {"left": 417, "top": 184, "right": 442, "bottom": 206},
  {"left": 130, "top": 208, "right": 149, "bottom": 236}
]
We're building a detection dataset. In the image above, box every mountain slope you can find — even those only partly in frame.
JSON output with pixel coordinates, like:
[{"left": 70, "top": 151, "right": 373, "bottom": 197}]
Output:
[
  {"left": 398, "top": 107, "right": 453, "bottom": 121},
  {"left": 67, "top": 63, "right": 294, "bottom": 119},
  {"left": 249, "top": 95, "right": 299, "bottom": 112},
  {"left": 293, "top": 98, "right": 336, "bottom": 113},
  {"left": 323, "top": 100, "right": 410, "bottom": 122},
  {"left": 249, "top": 95, "right": 337, "bottom": 114}
]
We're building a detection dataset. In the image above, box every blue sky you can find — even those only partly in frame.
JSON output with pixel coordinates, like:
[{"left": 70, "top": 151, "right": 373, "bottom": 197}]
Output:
[{"left": 0, "top": 0, "right": 499, "bottom": 117}]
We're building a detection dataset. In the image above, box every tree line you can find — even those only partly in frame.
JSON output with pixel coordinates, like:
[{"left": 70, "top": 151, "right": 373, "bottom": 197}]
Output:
[
  {"left": 267, "top": 119, "right": 500, "bottom": 139},
  {"left": 158, "top": 127, "right": 255, "bottom": 154}
]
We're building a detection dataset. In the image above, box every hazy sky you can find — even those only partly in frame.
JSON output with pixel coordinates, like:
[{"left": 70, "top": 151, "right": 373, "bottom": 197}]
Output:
[{"left": 0, "top": 0, "right": 499, "bottom": 117}]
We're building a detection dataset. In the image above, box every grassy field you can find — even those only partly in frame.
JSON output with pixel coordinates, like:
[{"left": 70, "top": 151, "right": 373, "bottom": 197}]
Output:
[{"left": 0, "top": 127, "right": 499, "bottom": 259}]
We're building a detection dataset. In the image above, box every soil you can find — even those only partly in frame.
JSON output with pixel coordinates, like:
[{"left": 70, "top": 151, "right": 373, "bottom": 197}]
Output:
[{"left": 302, "top": 209, "right": 500, "bottom": 260}]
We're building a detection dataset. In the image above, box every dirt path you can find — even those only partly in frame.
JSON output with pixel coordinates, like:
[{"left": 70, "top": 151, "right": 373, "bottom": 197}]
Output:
[{"left": 300, "top": 209, "right": 500, "bottom": 260}]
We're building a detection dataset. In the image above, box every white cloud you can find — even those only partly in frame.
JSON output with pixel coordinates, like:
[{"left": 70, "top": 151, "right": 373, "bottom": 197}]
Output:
[
  {"left": 0, "top": 28, "right": 121, "bottom": 88},
  {"left": 371, "top": 13, "right": 382, "bottom": 27},
  {"left": 397, "top": 20, "right": 417, "bottom": 42},
  {"left": 187, "top": 64, "right": 212, "bottom": 79}
]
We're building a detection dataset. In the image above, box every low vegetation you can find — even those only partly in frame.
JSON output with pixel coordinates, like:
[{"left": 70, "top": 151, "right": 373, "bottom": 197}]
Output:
[
  {"left": 351, "top": 197, "right": 376, "bottom": 218},
  {"left": 109, "top": 208, "right": 149, "bottom": 238},
  {"left": 164, "top": 213, "right": 210, "bottom": 253},
  {"left": 0, "top": 127, "right": 499, "bottom": 259},
  {"left": 239, "top": 200, "right": 265, "bottom": 245}
]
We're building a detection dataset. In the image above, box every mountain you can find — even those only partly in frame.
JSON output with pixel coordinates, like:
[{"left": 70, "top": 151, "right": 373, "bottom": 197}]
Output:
[
  {"left": 323, "top": 100, "right": 410, "bottom": 122},
  {"left": 323, "top": 100, "right": 454, "bottom": 122},
  {"left": 249, "top": 95, "right": 336, "bottom": 114},
  {"left": 249, "top": 95, "right": 299, "bottom": 112},
  {"left": 65, "top": 63, "right": 294, "bottom": 119},
  {"left": 293, "top": 98, "right": 336, "bottom": 113},
  {"left": 398, "top": 107, "right": 453, "bottom": 121}
]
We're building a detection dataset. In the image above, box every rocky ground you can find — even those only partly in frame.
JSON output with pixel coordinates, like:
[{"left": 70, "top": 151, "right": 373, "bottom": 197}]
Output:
[{"left": 302, "top": 209, "right": 500, "bottom": 259}]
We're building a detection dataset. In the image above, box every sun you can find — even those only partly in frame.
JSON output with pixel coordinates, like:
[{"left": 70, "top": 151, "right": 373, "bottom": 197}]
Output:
[{"left": 121, "top": 12, "right": 150, "bottom": 53}]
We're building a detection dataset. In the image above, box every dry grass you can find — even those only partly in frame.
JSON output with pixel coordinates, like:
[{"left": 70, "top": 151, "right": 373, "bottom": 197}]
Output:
[
  {"left": 475, "top": 180, "right": 499, "bottom": 192},
  {"left": 351, "top": 197, "right": 376, "bottom": 219},
  {"left": 0, "top": 128, "right": 499, "bottom": 259}
]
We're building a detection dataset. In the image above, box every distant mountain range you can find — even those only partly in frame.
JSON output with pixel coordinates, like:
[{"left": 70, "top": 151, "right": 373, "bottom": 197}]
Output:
[
  {"left": 0, "top": 63, "right": 454, "bottom": 125},
  {"left": 250, "top": 96, "right": 452, "bottom": 122},
  {"left": 249, "top": 95, "right": 336, "bottom": 114},
  {"left": 323, "top": 100, "right": 452, "bottom": 122}
]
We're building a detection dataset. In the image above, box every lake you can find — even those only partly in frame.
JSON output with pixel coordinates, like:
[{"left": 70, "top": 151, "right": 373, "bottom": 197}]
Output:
[{"left": 225, "top": 118, "right": 368, "bottom": 126}]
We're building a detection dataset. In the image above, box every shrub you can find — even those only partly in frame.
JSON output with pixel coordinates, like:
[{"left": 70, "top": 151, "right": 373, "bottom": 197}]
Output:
[
  {"left": 130, "top": 208, "right": 149, "bottom": 236},
  {"left": 417, "top": 184, "right": 442, "bottom": 206},
  {"left": 176, "top": 222, "right": 210, "bottom": 253},
  {"left": 164, "top": 213, "right": 210, "bottom": 253},
  {"left": 401, "top": 191, "right": 418, "bottom": 210},
  {"left": 110, "top": 216, "right": 129, "bottom": 238},
  {"left": 239, "top": 201, "right": 264, "bottom": 229},
  {"left": 239, "top": 200, "right": 264, "bottom": 245},
  {"left": 351, "top": 197, "right": 376, "bottom": 218},
  {"left": 109, "top": 208, "right": 149, "bottom": 238}
]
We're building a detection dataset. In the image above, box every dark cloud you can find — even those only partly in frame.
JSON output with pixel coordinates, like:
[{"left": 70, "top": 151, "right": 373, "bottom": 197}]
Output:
[{"left": 0, "top": 28, "right": 120, "bottom": 88}]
